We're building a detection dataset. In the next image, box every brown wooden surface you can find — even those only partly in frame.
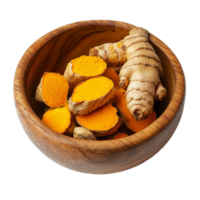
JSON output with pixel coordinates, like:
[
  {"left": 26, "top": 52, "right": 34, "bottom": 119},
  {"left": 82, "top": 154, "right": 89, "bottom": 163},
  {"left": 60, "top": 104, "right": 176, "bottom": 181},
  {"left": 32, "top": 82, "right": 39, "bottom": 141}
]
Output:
[{"left": 14, "top": 20, "right": 185, "bottom": 174}]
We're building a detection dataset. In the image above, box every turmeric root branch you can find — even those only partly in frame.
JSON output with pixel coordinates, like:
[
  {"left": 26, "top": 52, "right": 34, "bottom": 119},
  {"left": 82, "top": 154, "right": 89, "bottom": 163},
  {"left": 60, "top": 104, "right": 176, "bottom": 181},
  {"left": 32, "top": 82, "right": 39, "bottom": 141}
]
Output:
[
  {"left": 90, "top": 27, "right": 167, "bottom": 120},
  {"left": 155, "top": 82, "right": 167, "bottom": 101}
]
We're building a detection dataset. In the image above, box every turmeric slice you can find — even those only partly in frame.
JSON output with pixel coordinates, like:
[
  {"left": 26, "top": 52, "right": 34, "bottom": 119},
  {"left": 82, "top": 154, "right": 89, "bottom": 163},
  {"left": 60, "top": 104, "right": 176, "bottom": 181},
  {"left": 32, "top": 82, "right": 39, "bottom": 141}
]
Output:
[
  {"left": 42, "top": 104, "right": 71, "bottom": 134},
  {"left": 64, "top": 55, "right": 107, "bottom": 91},
  {"left": 76, "top": 104, "right": 119, "bottom": 136},
  {"left": 104, "top": 68, "right": 120, "bottom": 88},
  {"left": 36, "top": 72, "right": 69, "bottom": 108},
  {"left": 90, "top": 27, "right": 167, "bottom": 120},
  {"left": 115, "top": 88, "right": 157, "bottom": 132},
  {"left": 107, "top": 65, "right": 123, "bottom": 74},
  {"left": 113, "top": 133, "right": 128, "bottom": 139},
  {"left": 95, "top": 117, "right": 122, "bottom": 137},
  {"left": 69, "top": 76, "right": 115, "bottom": 115}
]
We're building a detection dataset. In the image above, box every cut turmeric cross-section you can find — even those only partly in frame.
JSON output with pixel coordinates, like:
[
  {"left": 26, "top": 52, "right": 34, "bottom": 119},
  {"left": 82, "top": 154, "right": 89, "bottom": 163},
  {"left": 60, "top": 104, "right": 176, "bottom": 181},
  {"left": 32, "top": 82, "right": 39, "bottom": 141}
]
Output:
[
  {"left": 72, "top": 55, "right": 106, "bottom": 76},
  {"left": 42, "top": 105, "right": 71, "bottom": 134},
  {"left": 64, "top": 55, "right": 107, "bottom": 91},
  {"left": 35, "top": 72, "right": 69, "bottom": 108},
  {"left": 104, "top": 68, "right": 120, "bottom": 88},
  {"left": 69, "top": 76, "right": 115, "bottom": 115},
  {"left": 76, "top": 104, "right": 120, "bottom": 136},
  {"left": 72, "top": 76, "right": 113, "bottom": 102},
  {"left": 113, "top": 133, "right": 128, "bottom": 139}
]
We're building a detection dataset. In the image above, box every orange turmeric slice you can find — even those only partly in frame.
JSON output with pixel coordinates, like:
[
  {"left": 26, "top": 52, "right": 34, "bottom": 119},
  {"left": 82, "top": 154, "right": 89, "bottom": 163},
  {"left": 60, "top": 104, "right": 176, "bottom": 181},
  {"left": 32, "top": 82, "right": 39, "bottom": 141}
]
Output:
[
  {"left": 72, "top": 76, "right": 113, "bottom": 102},
  {"left": 72, "top": 55, "right": 106, "bottom": 76},
  {"left": 35, "top": 72, "right": 69, "bottom": 108},
  {"left": 64, "top": 55, "right": 107, "bottom": 91},
  {"left": 113, "top": 133, "right": 128, "bottom": 139},
  {"left": 95, "top": 118, "right": 122, "bottom": 137},
  {"left": 76, "top": 104, "right": 119, "bottom": 136},
  {"left": 42, "top": 105, "right": 71, "bottom": 134},
  {"left": 104, "top": 68, "right": 120, "bottom": 88},
  {"left": 115, "top": 88, "right": 157, "bottom": 132},
  {"left": 69, "top": 76, "right": 115, "bottom": 115}
]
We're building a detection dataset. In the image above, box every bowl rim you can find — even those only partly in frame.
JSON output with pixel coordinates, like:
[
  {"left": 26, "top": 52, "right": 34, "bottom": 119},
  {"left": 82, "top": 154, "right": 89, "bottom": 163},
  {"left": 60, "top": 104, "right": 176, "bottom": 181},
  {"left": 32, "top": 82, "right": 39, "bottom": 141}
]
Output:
[{"left": 14, "top": 20, "right": 185, "bottom": 151}]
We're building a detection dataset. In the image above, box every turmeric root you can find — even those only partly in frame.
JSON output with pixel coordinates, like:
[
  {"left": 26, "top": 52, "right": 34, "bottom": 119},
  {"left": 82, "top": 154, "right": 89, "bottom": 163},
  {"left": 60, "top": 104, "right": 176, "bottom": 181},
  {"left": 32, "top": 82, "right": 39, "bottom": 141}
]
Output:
[
  {"left": 69, "top": 76, "right": 115, "bottom": 115},
  {"left": 104, "top": 68, "right": 120, "bottom": 88},
  {"left": 42, "top": 104, "right": 72, "bottom": 134},
  {"left": 90, "top": 27, "right": 167, "bottom": 120},
  {"left": 64, "top": 55, "right": 107, "bottom": 91},
  {"left": 36, "top": 72, "right": 69, "bottom": 108},
  {"left": 89, "top": 42, "right": 126, "bottom": 66},
  {"left": 73, "top": 127, "right": 97, "bottom": 140},
  {"left": 115, "top": 88, "right": 157, "bottom": 132},
  {"left": 76, "top": 104, "right": 120, "bottom": 136}
]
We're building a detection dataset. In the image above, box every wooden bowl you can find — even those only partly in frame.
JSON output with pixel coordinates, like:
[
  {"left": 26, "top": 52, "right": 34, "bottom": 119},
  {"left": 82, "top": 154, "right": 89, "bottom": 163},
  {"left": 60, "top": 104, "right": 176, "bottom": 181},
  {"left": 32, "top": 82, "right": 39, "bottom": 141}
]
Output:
[{"left": 14, "top": 20, "right": 185, "bottom": 174}]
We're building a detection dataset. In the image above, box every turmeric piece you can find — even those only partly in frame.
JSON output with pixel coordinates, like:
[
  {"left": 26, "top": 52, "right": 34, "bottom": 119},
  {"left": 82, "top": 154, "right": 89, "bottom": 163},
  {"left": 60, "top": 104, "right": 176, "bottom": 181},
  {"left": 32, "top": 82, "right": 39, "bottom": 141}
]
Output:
[
  {"left": 113, "top": 132, "right": 128, "bottom": 139},
  {"left": 107, "top": 65, "right": 123, "bottom": 74},
  {"left": 36, "top": 72, "right": 69, "bottom": 108},
  {"left": 73, "top": 127, "right": 97, "bottom": 140},
  {"left": 69, "top": 76, "right": 115, "bottom": 115},
  {"left": 90, "top": 27, "right": 167, "bottom": 120},
  {"left": 95, "top": 117, "right": 122, "bottom": 137},
  {"left": 115, "top": 88, "right": 157, "bottom": 132},
  {"left": 42, "top": 104, "right": 72, "bottom": 134},
  {"left": 64, "top": 55, "right": 107, "bottom": 91},
  {"left": 76, "top": 104, "right": 119, "bottom": 136},
  {"left": 63, "top": 103, "right": 76, "bottom": 136},
  {"left": 104, "top": 68, "right": 120, "bottom": 88}
]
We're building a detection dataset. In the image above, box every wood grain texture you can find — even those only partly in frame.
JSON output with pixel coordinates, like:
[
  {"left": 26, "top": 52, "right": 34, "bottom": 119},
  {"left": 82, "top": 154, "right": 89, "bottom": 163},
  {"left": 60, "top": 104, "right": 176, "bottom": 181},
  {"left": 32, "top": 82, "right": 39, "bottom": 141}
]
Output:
[{"left": 14, "top": 20, "right": 185, "bottom": 174}]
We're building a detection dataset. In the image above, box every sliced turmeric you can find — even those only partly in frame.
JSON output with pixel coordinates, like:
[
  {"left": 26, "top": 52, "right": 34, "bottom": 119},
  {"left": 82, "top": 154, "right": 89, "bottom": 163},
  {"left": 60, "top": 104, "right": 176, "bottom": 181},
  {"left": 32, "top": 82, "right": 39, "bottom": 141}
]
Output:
[
  {"left": 90, "top": 27, "right": 167, "bottom": 120},
  {"left": 95, "top": 117, "right": 122, "bottom": 137},
  {"left": 69, "top": 76, "right": 115, "bottom": 115},
  {"left": 64, "top": 55, "right": 107, "bottom": 91},
  {"left": 76, "top": 104, "right": 119, "bottom": 136},
  {"left": 115, "top": 88, "right": 157, "bottom": 132},
  {"left": 104, "top": 68, "right": 120, "bottom": 88},
  {"left": 42, "top": 104, "right": 71, "bottom": 134},
  {"left": 113, "top": 133, "right": 128, "bottom": 139},
  {"left": 36, "top": 72, "right": 69, "bottom": 108},
  {"left": 107, "top": 65, "right": 123, "bottom": 75}
]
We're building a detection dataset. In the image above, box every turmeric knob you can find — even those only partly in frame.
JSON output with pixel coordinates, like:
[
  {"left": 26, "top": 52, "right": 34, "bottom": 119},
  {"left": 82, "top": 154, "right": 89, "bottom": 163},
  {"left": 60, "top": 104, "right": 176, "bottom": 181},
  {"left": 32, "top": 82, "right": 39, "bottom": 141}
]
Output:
[
  {"left": 115, "top": 88, "right": 157, "bottom": 132},
  {"left": 73, "top": 127, "right": 97, "bottom": 140}
]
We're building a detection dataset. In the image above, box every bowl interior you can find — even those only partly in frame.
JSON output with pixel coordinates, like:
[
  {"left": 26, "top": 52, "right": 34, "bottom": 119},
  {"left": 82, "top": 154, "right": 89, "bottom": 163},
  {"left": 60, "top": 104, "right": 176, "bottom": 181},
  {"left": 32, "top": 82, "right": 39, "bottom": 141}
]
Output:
[{"left": 24, "top": 24, "right": 175, "bottom": 135}]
